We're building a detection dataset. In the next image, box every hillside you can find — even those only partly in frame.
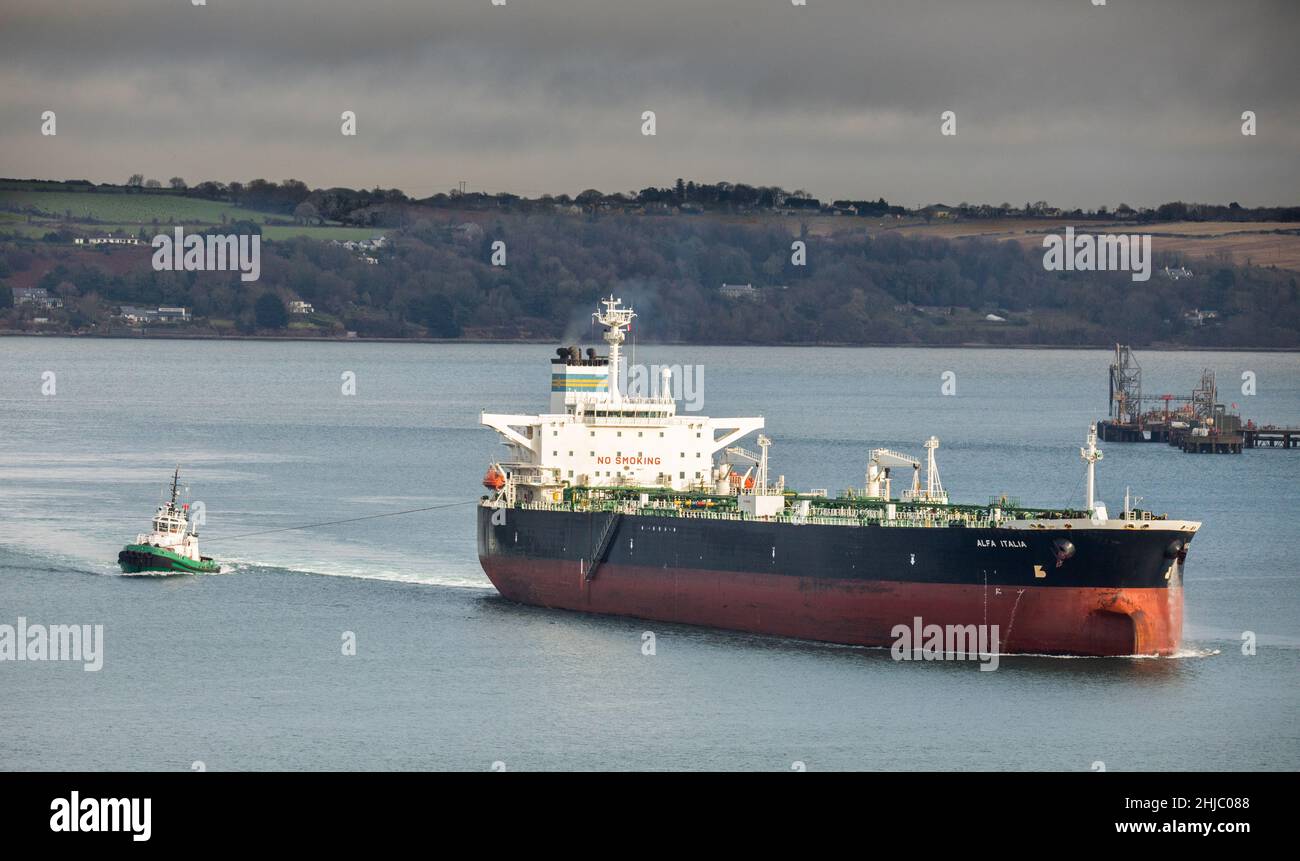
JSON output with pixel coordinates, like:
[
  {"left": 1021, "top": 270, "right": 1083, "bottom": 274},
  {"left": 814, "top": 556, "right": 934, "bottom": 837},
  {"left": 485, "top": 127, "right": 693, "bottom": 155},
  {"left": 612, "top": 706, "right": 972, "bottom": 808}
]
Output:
[{"left": 2, "top": 181, "right": 1298, "bottom": 347}]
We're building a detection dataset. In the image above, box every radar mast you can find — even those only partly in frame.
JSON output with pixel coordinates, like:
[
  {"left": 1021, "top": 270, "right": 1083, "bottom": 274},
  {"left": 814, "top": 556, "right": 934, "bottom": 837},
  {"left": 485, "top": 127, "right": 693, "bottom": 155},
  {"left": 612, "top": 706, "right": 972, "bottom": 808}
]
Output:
[{"left": 593, "top": 295, "right": 635, "bottom": 402}]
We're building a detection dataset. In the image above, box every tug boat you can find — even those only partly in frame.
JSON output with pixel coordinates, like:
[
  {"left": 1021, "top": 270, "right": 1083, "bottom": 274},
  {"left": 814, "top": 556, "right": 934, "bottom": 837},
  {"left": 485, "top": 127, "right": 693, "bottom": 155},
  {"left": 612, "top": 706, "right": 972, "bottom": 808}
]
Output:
[
  {"left": 117, "top": 467, "right": 220, "bottom": 574},
  {"left": 477, "top": 296, "right": 1200, "bottom": 657}
]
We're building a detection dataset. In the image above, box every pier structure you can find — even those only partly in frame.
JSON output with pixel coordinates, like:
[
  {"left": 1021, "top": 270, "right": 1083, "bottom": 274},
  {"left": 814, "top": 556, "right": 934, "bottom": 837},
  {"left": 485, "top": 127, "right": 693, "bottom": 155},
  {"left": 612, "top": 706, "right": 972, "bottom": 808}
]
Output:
[
  {"left": 1244, "top": 426, "right": 1300, "bottom": 449},
  {"left": 1091, "top": 344, "right": 1300, "bottom": 455}
]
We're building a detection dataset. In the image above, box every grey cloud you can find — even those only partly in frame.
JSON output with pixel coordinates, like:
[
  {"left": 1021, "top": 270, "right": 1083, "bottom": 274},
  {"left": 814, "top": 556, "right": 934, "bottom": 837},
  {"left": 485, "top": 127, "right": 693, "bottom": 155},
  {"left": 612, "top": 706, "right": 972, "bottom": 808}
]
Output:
[{"left": 1, "top": 0, "right": 1297, "bottom": 206}]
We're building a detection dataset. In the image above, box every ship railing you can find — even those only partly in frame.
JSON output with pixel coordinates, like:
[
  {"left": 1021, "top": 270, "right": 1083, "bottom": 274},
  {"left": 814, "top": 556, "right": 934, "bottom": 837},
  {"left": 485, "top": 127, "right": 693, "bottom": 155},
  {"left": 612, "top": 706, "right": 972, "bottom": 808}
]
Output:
[
  {"left": 514, "top": 499, "right": 998, "bottom": 529},
  {"left": 577, "top": 413, "right": 676, "bottom": 426},
  {"left": 608, "top": 400, "right": 676, "bottom": 410}
]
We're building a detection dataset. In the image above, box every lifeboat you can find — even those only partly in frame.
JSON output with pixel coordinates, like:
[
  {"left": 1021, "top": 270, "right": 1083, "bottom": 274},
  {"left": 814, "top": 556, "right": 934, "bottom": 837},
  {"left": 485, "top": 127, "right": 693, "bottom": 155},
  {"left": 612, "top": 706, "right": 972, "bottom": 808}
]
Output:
[{"left": 482, "top": 466, "right": 506, "bottom": 490}]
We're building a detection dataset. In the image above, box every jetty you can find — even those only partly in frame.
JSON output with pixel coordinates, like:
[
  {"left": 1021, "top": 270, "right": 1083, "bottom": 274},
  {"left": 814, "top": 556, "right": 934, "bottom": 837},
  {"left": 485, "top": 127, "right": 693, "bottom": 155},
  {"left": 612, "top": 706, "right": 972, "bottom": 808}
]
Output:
[{"left": 1096, "top": 345, "right": 1296, "bottom": 455}]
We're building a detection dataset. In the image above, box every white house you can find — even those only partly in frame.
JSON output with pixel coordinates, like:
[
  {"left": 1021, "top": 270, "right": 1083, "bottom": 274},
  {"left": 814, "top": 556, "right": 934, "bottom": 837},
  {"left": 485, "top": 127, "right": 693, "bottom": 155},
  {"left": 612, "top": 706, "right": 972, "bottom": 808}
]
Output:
[
  {"left": 75, "top": 234, "right": 140, "bottom": 246},
  {"left": 12, "top": 287, "right": 63, "bottom": 309},
  {"left": 117, "top": 305, "right": 190, "bottom": 324},
  {"left": 719, "top": 283, "right": 761, "bottom": 301}
]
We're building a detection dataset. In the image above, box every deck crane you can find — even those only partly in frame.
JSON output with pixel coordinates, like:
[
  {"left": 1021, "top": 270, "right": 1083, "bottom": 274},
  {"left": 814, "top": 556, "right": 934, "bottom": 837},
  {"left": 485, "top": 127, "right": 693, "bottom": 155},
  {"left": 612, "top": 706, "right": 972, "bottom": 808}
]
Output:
[
  {"left": 866, "top": 438, "right": 948, "bottom": 504},
  {"left": 725, "top": 434, "right": 779, "bottom": 494},
  {"left": 902, "top": 436, "right": 948, "bottom": 504},
  {"left": 724, "top": 434, "right": 787, "bottom": 517},
  {"left": 865, "top": 448, "right": 920, "bottom": 501}
]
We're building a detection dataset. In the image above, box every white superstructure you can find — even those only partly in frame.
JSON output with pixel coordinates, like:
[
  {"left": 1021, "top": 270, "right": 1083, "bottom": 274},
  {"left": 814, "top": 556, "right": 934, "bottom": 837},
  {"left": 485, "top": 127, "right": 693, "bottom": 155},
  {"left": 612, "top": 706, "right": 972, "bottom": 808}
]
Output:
[
  {"left": 1080, "top": 423, "right": 1107, "bottom": 520},
  {"left": 482, "top": 296, "right": 764, "bottom": 501},
  {"left": 131, "top": 467, "right": 205, "bottom": 562}
]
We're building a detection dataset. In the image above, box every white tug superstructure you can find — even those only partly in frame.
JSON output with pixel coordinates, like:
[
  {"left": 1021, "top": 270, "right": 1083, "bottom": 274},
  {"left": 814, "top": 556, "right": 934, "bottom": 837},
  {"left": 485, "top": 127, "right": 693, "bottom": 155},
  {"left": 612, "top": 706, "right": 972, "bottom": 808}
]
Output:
[
  {"left": 134, "top": 491, "right": 203, "bottom": 562},
  {"left": 482, "top": 295, "right": 786, "bottom": 513},
  {"left": 118, "top": 466, "right": 219, "bottom": 574}
]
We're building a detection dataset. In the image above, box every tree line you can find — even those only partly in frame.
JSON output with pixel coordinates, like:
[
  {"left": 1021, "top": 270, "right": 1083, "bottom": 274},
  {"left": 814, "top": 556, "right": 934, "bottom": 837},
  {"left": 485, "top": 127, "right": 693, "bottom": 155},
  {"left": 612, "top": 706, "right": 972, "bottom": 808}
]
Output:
[
  {"left": 12, "top": 176, "right": 1297, "bottom": 226},
  {"left": 4, "top": 212, "right": 1297, "bottom": 347}
]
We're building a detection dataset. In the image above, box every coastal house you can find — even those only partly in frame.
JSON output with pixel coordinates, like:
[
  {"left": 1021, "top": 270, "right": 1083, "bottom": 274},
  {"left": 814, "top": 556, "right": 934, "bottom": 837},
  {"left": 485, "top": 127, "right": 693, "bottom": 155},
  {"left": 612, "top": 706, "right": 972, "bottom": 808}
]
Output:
[
  {"left": 452, "top": 223, "right": 484, "bottom": 244},
  {"left": 12, "top": 287, "right": 64, "bottom": 309},
  {"left": 920, "top": 204, "right": 954, "bottom": 220},
  {"left": 117, "top": 306, "right": 158, "bottom": 324},
  {"left": 117, "top": 305, "right": 190, "bottom": 324},
  {"left": 289, "top": 301, "right": 315, "bottom": 315},
  {"left": 74, "top": 234, "right": 140, "bottom": 246},
  {"left": 719, "top": 283, "right": 762, "bottom": 301},
  {"left": 333, "top": 235, "right": 387, "bottom": 252}
]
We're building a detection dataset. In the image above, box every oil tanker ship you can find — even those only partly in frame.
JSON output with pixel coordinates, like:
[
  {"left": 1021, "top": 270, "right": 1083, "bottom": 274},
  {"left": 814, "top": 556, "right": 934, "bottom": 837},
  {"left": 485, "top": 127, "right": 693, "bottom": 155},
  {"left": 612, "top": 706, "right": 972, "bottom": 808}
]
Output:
[{"left": 478, "top": 296, "right": 1198, "bottom": 656}]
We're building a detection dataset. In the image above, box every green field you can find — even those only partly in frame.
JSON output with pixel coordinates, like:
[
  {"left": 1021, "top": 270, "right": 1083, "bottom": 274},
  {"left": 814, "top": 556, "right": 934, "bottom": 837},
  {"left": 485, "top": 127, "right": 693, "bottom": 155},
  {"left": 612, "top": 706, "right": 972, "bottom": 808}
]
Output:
[
  {"left": 260, "top": 225, "right": 379, "bottom": 241},
  {"left": 2, "top": 220, "right": 380, "bottom": 243},
  {"left": 0, "top": 190, "right": 242, "bottom": 223},
  {"left": 0, "top": 180, "right": 111, "bottom": 192},
  {"left": 0, "top": 189, "right": 380, "bottom": 242}
]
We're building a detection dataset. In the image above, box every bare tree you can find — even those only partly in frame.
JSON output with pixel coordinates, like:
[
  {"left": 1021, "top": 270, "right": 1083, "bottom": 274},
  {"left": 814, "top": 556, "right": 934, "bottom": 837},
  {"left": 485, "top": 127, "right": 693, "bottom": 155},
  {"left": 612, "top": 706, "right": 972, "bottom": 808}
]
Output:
[{"left": 293, "top": 201, "right": 322, "bottom": 226}]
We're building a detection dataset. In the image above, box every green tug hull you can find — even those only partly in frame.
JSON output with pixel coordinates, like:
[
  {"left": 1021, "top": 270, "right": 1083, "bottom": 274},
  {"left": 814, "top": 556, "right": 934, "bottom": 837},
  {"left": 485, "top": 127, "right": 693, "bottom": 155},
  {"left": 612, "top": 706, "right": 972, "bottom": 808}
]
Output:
[{"left": 117, "top": 544, "right": 220, "bottom": 575}]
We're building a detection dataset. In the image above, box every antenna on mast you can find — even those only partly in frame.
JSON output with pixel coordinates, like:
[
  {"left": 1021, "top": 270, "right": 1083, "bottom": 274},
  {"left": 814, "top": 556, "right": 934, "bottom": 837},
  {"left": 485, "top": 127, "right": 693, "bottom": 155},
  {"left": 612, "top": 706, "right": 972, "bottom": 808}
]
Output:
[
  {"left": 1081, "top": 424, "right": 1104, "bottom": 516},
  {"left": 592, "top": 295, "right": 635, "bottom": 401},
  {"left": 923, "top": 436, "right": 944, "bottom": 502}
]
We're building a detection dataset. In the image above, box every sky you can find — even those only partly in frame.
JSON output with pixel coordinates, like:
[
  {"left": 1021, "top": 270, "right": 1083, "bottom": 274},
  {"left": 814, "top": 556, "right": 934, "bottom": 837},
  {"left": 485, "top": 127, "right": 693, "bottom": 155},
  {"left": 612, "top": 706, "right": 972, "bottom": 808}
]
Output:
[{"left": 2, "top": 0, "right": 1297, "bottom": 209}]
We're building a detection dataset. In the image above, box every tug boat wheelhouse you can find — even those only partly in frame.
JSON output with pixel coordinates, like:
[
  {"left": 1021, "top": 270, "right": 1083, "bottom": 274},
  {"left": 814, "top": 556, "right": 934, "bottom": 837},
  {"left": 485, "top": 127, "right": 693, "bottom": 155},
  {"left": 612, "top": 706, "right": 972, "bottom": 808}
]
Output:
[
  {"left": 478, "top": 296, "right": 1199, "bottom": 657},
  {"left": 117, "top": 467, "right": 220, "bottom": 575}
]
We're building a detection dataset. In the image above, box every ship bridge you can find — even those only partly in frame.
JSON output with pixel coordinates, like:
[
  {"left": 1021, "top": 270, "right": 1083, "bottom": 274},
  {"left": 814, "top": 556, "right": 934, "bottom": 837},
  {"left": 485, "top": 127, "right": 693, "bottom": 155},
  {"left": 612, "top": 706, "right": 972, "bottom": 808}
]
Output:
[{"left": 482, "top": 296, "right": 763, "bottom": 493}]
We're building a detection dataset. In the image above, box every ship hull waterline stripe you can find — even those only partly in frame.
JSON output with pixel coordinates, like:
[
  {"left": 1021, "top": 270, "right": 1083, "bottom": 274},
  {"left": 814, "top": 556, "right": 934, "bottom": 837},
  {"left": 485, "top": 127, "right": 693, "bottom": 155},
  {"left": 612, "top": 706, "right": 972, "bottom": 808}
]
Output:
[{"left": 479, "top": 555, "right": 1182, "bottom": 657}]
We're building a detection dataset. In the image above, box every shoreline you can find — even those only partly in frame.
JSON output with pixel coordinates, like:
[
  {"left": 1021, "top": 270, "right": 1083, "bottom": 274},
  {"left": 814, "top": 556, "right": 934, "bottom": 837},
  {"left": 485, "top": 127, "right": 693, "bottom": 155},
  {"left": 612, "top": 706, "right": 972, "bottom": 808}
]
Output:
[{"left": 1, "top": 330, "right": 1297, "bottom": 352}]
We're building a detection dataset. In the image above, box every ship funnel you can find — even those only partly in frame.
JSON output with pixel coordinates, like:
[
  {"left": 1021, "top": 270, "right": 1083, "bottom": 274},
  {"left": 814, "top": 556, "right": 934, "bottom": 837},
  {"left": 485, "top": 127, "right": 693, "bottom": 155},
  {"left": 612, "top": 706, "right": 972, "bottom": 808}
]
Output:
[{"left": 551, "top": 335, "right": 611, "bottom": 413}]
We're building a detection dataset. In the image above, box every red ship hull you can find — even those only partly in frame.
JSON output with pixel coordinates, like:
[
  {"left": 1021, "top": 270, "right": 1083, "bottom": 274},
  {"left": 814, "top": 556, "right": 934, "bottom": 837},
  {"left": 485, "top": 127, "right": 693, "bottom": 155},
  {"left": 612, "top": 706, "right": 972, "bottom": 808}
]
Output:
[{"left": 480, "top": 556, "right": 1183, "bottom": 657}]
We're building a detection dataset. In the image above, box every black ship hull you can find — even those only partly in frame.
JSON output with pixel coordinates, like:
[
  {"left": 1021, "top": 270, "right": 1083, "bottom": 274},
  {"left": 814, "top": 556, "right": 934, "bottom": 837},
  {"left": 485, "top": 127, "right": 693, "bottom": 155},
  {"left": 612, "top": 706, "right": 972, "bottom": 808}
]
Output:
[{"left": 477, "top": 505, "right": 1190, "bottom": 656}]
